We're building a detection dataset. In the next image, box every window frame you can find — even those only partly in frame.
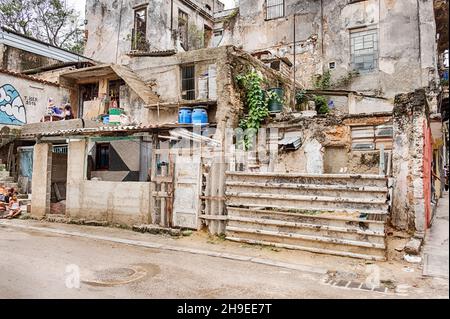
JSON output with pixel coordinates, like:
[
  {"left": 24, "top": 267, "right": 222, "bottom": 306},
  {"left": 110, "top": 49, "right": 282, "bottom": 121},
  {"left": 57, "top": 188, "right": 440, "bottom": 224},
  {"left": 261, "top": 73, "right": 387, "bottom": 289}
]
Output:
[
  {"left": 132, "top": 6, "right": 148, "bottom": 51},
  {"left": 178, "top": 9, "right": 189, "bottom": 51},
  {"left": 350, "top": 27, "right": 379, "bottom": 73},
  {"left": 180, "top": 64, "right": 196, "bottom": 101},
  {"left": 265, "top": 0, "right": 285, "bottom": 20},
  {"left": 95, "top": 143, "right": 110, "bottom": 170}
]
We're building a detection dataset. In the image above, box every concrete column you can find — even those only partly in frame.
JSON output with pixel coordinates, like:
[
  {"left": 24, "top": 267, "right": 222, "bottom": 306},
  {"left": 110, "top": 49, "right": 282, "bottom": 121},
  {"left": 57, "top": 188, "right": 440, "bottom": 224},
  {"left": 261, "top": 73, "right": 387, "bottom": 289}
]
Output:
[
  {"left": 31, "top": 143, "right": 52, "bottom": 218},
  {"left": 65, "top": 139, "right": 87, "bottom": 218},
  {"left": 392, "top": 89, "right": 429, "bottom": 233}
]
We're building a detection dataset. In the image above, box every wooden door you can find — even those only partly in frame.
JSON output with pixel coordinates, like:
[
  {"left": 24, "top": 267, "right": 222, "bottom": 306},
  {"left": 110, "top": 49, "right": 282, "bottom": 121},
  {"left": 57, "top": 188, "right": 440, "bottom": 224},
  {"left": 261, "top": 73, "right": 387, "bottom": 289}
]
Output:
[{"left": 172, "top": 153, "right": 201, "bottom": 229}]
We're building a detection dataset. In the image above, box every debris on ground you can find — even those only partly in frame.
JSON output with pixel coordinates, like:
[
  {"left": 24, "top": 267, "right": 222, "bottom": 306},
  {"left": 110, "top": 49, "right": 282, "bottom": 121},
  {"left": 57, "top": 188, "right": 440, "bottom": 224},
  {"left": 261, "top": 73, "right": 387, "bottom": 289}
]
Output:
[{"left": 404, "top": 254, "right": 422, "bottom": 263}]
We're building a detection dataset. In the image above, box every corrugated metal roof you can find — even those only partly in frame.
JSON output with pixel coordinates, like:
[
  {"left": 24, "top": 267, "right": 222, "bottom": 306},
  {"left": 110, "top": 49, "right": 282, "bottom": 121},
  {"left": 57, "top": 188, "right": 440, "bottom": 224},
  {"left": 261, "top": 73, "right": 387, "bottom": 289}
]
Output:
[
  {"left": 20, "top": 123, "right": 202, "bottom": 138},
  {"left": 0, "top": 27, "right": 93, "bottom": 63}
]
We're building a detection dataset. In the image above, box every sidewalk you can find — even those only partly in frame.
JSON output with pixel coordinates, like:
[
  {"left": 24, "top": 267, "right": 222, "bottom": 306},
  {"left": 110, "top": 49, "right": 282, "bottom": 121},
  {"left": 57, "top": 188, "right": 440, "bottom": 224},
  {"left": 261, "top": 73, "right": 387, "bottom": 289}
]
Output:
[{"left": 423, "top": 191, "right": 449, "bottom": 279}]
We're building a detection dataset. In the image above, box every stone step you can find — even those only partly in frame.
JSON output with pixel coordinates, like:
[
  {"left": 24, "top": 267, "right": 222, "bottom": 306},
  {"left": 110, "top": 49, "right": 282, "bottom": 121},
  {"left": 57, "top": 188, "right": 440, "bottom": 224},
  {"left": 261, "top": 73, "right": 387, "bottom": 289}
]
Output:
[
  {"left": 226, "top": 181, "right": 388, "bottom": 200},
  {"left": 227, "top": 216, "right": 386, "bottom": 245},
  {"left": 226, "top": 172, "right": 389, "bottom": 188},
  {"left": 18, "top": 199, "right": 31, "bottom": 205},
  {"left": 226, "top": 236, "right": 386, "bottom": 261},
  {"left": 226, "top": 227, "right": 386, "bottom": 261},
  {"left": 226, "top": 192, "right": 389, "bottom": 212}
]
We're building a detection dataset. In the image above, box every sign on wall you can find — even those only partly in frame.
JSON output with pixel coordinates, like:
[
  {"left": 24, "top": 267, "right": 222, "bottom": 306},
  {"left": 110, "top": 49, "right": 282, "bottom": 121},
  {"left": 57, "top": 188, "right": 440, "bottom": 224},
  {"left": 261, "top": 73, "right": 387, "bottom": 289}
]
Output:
[{"left": 0, "top": 84, "right": 27, "bottom": 125}]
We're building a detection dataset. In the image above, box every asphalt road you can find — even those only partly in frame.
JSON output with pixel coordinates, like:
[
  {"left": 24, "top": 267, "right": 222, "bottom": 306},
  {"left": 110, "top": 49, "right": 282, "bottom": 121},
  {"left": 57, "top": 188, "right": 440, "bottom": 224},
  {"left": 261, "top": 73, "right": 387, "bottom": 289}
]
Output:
[{"left": 0, "top": 222, "right": 403, "bottom": 299}]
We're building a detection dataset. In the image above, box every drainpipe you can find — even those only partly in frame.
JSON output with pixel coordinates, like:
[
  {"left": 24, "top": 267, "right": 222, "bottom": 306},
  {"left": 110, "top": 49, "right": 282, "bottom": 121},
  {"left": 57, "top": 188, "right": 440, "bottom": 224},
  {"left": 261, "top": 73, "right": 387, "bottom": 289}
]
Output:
[
  {"left": 416, "top": 0, "right": 423, "bottom": 87},
  {"left": 171, "top": 0, "right": 174, "bottom": 32},
  {"left": 115, "top": 0, "right": 124, "bottom": 64},
  {"left": 293, "top": 13, "right": 297, "bottom": 108}
]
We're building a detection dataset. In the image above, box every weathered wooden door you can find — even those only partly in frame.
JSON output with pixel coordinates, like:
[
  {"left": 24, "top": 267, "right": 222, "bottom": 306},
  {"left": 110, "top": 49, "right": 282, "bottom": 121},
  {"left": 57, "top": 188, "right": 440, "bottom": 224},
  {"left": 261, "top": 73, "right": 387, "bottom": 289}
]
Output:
[{"left": 172, "top": 153, "right": 201, "bottom": 229}]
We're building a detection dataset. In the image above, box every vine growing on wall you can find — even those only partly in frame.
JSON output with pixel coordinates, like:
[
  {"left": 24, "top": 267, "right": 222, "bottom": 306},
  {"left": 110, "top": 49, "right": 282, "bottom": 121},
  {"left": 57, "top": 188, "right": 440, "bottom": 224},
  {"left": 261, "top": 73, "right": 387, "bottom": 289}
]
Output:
[{"left": 236, "top": 70, "right": 282, "bottom": 150}]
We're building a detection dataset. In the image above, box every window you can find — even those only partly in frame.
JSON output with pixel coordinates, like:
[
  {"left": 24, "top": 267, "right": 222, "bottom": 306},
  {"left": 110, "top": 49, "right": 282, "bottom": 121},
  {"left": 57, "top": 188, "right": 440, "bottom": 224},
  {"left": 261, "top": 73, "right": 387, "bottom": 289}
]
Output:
[
  {"left": 350, "top": 29, "right": 378, "bottom": 72},
  {"left": 133, "top": 7, "right": 148, "bottom": 51},
  {"left": 266, "top": 0, "right": 284, "bottom": 20},
  {"left": 204, "top": 25, "right": 213, "bottom": 48},
  {"left": 212, "top": 30, "right": 223, "bottom": 47},
  {"left": 351, "top": 124, "right": 393, "bottom": 151},
  {"left": 178, "top": 10, "right": 189, "bottom": 51},
  {"left": 181, "top": 65, "right": 195, "bottom": 100},
  {"left": 95, "top": 143, "right": 110, "bottom": 170}
]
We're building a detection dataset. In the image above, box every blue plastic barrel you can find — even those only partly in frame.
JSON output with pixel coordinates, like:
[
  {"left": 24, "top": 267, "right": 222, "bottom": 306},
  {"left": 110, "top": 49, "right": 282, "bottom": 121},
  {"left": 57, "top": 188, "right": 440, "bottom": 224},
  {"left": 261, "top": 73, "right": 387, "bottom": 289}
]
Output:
[
  {"left": 178, "top": 107, "right": 192, "bottom": 124},
  {"left": 192, "top": 107, "right": 208, "bottom": 125},
  {"left": 103, "top": 115, "right": 110, "bottom": 124}
]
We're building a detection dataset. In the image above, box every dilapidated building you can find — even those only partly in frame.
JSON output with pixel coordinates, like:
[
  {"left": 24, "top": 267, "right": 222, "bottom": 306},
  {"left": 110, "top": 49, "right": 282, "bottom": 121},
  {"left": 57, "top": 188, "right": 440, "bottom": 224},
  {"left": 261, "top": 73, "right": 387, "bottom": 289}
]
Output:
[{"left": 1, "top": 0, "right": 447, "bottom": 261}]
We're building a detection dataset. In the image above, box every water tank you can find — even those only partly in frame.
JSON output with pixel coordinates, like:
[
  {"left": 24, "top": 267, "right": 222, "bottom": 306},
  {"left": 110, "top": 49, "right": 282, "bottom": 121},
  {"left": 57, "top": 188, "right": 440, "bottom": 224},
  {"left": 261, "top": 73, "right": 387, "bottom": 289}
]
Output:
[
  {"left": 192, "top": 107, "right": 208, "bottom": 125},
  {"left": 178, "top": 107, "right": 192, "bottom": 124}
]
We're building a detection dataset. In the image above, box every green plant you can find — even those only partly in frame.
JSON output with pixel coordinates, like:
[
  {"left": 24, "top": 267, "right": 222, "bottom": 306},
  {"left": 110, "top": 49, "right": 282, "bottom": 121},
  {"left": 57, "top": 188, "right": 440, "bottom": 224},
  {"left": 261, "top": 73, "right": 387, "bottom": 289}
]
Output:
[
  {"left": 332, "top": 70, "right": 360, "bottom": 88},
  {"left": 236, "top": 70, "right": 272, "bottom": 150},
  {"left": 314, "top": 70, "right": 332, "bottom": 90},
  {"left": 314, "top": 95, "right": 330, "bottom": 114},
  {"left": 295, "top": 89, "right": 308, "bottom": 108}
]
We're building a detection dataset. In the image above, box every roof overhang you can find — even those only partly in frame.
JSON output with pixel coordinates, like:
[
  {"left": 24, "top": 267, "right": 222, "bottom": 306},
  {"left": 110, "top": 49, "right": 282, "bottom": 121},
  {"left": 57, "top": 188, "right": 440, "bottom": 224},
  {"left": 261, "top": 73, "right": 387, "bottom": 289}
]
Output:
[
  {"left": 60, "top": 64, "right": 118, "bottom": 81},
  {"left": 0, "top": 27, "right": 93, "bottom": 63}
]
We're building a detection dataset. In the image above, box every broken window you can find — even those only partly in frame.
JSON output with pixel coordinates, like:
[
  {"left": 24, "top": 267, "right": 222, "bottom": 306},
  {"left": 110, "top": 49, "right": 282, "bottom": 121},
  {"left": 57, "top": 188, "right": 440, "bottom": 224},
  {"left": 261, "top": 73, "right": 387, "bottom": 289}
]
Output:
[
  {"left": 351, "top": 124, "right": 393, "bottom": 151},
  {"left": 212, "top": 30, "right": 223, "bottom": 47},
  {"left": 350, "top": 29, "right": 378, "bottom": 72},
  {"left": 266, "top": 0, "right": 284, "bottom": 20},
  {"left": 178, "top": 10, "right": 189, "bottom": 51},
  {"left": 95, "top": 143, "right": 110, "bottom": 170},
  {"left": 204, "top": 25, "right": 213, "bottom": 48},
  {"left": 132, "top": 6, "right": 148, "bottom": 51},
  {"left": 181, "top": 64, "right": 195, "bottom": 100}
]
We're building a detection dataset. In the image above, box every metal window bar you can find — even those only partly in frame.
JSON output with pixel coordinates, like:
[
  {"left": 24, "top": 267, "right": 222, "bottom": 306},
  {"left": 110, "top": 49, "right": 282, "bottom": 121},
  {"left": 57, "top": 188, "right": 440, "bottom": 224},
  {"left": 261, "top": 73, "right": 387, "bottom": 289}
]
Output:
[
  {"left": 181, "top": 65, "right": 196, "bottom": 100},
  {"left": 266, "top": 0, "right": 284, "bottom": 20},
  {"left": 350, "top": 29, "right": 378, "bottom": 72},
  {"left": 52, "top": 145, "right": 68, "bottom": 154}
]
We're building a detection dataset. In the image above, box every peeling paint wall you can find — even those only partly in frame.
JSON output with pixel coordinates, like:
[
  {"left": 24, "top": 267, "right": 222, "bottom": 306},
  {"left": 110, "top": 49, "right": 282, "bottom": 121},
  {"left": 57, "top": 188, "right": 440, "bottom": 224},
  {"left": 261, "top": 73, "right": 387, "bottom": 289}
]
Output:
[
  {"left": 84, "top": 0, "right": 216, "bottom": 64},
  {"left": 222, "top": 0, "right": 439, "bottom": 100},
  {"left": 265, "top": 113, "right": 392, "bottom": 175},
  {"left": 391, "top": 89, "right": 430, "bottom": 233}
]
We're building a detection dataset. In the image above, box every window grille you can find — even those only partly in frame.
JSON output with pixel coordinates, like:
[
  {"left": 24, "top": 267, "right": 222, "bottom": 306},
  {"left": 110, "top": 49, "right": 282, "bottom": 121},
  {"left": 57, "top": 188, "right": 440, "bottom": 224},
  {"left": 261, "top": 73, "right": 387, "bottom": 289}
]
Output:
[
  {"left": 266, "top": 0, "right": 284, "bottom": 20},
  {"left": 350, "top": 29, "right": 378, "bottom": 72}
]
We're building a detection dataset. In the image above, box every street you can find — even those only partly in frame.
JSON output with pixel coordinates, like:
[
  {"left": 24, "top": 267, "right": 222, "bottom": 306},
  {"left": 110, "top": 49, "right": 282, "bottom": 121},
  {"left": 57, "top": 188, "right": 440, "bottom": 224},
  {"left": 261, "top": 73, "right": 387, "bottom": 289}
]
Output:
[{"left": 0, "top": 220, "right": 448, "bottom": 299}]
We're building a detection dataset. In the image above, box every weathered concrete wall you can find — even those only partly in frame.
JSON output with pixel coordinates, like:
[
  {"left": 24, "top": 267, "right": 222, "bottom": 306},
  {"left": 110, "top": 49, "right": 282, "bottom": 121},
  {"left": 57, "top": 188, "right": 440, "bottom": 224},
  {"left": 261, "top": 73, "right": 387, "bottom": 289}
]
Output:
[
  {"left": 31, "top": 143, "right": 52, "bottom": 218},
  {"left": 265, "top": 113, "right": 392, "bottom": 175},
  {"left": 349, "top": 94, "right": 394, "bottom": 114},
  {"left": 66, "top": 139, "right": 150, "bottom": 226},
  {"left": 1, "top": 46, "right": 60, "bottom": 73},
  {"left": 84, "top": 0, "right": 215, "bottom": 64},
  {"left": 223, "top": 0, "right": 439, "bottom": 99},
  {"left": 0, "top": 71, "right": 70, "bottom": 126},
  {"left": 392, "top": 89, "right": 430, "bottom": 233}
]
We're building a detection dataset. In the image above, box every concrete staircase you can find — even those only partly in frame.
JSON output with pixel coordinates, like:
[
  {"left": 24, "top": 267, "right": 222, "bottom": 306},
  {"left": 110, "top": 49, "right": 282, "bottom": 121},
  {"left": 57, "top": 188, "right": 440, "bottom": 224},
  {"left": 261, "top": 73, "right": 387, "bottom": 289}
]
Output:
[
  {"left": 225, "top": 172, "right": 391, "bottom": 261},
  {"left": 0, "top": 165, "right": 31, "bottom": 212}
]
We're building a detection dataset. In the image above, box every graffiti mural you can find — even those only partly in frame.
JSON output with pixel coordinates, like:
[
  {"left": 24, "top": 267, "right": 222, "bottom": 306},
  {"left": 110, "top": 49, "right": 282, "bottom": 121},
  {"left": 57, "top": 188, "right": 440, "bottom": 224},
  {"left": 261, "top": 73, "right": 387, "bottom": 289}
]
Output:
[{"left": 0, "top": 84, "right": 27, "bottom": 125}]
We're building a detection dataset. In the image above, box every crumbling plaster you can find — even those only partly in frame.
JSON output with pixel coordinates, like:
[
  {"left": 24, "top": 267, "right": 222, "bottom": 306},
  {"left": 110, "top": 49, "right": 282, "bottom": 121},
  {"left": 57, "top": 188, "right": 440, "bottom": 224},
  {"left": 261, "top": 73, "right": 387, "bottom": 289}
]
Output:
[
  {"left": 221, "top": 0, "right": 439, "bottom": 100},
  {"left": 84, "top": 0, "right": 215, "bottom": 64}
]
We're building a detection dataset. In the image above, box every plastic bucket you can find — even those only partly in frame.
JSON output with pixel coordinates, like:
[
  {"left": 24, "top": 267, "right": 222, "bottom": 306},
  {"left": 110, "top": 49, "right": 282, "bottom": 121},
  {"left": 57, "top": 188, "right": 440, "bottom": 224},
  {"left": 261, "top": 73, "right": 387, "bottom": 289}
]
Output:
[
  {"left": 178, "top": 107, "right": 192, "bottom": 124},
  {"left": 267, "top": 88, "right": 284, "bottom": 113},
  {"left": 109, "top": 108, "right": 123, "bottom": 124},
  {"left": 192, "top": 107, "right": 208, "bottom": 125},
  {"left": 103, "top": 115, "right": 110, "bottom": 125}
]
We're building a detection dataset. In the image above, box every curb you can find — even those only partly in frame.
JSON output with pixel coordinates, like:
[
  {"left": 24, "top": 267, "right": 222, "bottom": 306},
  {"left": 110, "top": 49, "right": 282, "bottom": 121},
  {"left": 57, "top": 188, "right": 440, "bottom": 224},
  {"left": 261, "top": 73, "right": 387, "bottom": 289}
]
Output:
[{"left": 0, "top": 221, "right": 328, "bottom": 275}]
